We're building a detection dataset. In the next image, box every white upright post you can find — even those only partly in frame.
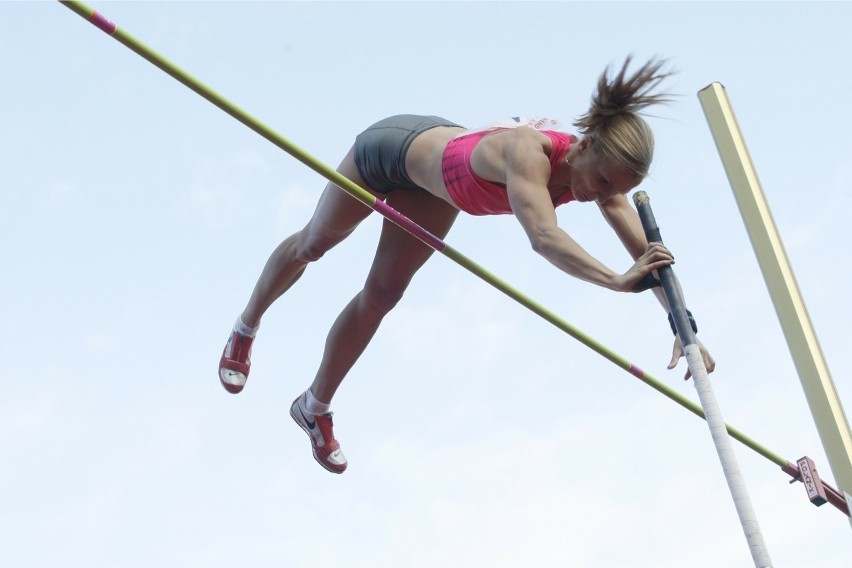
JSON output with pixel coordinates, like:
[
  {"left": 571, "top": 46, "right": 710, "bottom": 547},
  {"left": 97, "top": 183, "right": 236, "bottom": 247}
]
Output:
[{"left": 698, "top": 82, "right": 852, "bottom": 530}]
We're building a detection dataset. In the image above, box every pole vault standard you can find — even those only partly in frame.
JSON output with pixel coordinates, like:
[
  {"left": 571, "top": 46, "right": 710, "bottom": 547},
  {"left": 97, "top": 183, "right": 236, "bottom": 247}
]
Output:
[
  {"left": 634, "top": 192, "right": 772, "bottom": 567},
  {"left": 698, "top": 83, "right": 852, "bottom": 531},
  {"left": 60, "top": 0, "right": 850, "bottom": 519}
]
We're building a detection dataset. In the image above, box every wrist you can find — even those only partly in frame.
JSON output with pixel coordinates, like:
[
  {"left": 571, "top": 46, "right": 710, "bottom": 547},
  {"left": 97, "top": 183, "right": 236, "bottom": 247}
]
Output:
[
  {"left": 668, "top": 310, "right": 698, "bottom": 335},
  {"left": 605, "top": 272, "right": 627, "bottom": 292}
]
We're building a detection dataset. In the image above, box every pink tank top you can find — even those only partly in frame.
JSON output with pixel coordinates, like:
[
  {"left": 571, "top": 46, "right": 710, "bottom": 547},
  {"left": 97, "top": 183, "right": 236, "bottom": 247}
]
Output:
[{"left": 441, "top": 130, "right": 576, "bottom": 216}]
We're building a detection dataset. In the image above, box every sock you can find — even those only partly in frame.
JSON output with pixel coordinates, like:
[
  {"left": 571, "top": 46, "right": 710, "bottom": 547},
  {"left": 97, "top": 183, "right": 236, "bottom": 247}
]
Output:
[
  {"left": 234, "top": 317, "right": 259, "bottom": 338},
  {"left": 304, "top": 388, "right": 331, "bottom": 415}
]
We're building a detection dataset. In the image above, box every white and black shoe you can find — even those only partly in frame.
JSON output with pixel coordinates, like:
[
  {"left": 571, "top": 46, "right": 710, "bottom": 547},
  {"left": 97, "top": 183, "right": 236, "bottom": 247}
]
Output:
[
  {"left": 289, "top": 392, "right": 348, "bottom": 474},
  {"left": 219, "top": 330, "right": 254, "bottom": 394}
]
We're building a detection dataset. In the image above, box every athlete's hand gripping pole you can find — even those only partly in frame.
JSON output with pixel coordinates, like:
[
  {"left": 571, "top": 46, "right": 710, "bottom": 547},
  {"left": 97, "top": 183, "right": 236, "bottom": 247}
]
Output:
[{"left": 633, "top": 191, "right": 773, "bottom": 568}]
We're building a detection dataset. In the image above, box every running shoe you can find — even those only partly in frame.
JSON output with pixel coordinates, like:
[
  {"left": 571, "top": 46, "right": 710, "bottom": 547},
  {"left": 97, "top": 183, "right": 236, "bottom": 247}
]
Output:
[
  {"left": 219, "top": 330, "right": 254, "bottom": 394},
  {"left": 289, "top": 393, "right": 348, "bottom": 474}
]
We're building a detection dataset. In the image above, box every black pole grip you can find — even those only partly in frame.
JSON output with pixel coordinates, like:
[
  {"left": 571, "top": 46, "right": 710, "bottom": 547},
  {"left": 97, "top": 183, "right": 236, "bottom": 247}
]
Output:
[{"left": 632, "top": 191, "right": 698, "bottom": 347}]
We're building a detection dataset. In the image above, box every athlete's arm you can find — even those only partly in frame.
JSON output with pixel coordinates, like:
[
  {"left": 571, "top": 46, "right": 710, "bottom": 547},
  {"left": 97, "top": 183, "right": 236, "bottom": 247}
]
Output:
[
  {"left": 500, "top": 131, "right": 669, "bottom": 291},
  {"left": 598, "top": 193, "right": 672, "bottom": 302},
  {"left": 599, "top": 194, "right": 717, "bottom": 377}
]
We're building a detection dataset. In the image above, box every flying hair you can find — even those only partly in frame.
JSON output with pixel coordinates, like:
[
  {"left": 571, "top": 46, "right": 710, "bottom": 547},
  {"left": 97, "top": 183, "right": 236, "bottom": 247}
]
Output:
[{"left": 573, "top": 56, "right": 676, "bottom": 179}]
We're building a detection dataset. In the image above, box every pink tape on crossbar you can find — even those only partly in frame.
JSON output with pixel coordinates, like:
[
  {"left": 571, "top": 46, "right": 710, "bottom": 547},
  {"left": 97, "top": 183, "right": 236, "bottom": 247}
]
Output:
[
  {"left": 372, "top": 200, "right": 446, "bottom": 251},
  {"left": 628, "top": 364, "right": 645, "bottom": 378},
  {"left": 89, "top": 11, "right": 117, "bottom": 35}
]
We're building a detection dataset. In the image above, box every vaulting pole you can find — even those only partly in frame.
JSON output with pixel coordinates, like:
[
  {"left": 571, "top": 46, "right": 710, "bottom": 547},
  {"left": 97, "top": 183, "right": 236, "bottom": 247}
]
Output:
[
  {"left": 634, "top": 191, "right": 773, "bottom": 568},
  {"left": 59, "top": 0, "right": 849, "bottom": 520}
]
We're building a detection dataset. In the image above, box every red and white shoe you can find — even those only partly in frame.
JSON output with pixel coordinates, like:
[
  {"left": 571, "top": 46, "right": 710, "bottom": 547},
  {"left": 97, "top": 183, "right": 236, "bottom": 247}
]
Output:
[
  {"left": 289, "top": 393, "right": 348, "bottom": 474},
  {"left": 218, "top": 330, "right": 254, "bottom": 394}
]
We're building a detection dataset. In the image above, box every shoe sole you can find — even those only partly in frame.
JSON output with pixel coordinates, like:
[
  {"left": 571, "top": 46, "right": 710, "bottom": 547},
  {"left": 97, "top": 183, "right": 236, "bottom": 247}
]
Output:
[{"left": 289, "top": 403, "right": 347, "bottom": 474}]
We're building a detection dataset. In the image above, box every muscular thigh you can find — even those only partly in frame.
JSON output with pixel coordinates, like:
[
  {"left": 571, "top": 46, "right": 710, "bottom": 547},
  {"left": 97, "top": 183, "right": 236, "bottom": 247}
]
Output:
[
  {"left": 300, "top": 147, "right": 382, "bottom": 249},
  {"left": 365, "top": 187, "right": 460, "bottom": 289}
]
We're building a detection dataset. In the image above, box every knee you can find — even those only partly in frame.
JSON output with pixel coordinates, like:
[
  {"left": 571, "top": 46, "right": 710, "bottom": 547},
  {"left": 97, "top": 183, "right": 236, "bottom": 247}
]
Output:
[
  {"left": 361, "top": 282, "right": 407, "bottom": 315},
  {"left": 295, "top": 239, "right": 326, "bottom": 263},
  {"left": 293, "top": 229, "right": 336, "bottom": 263}
]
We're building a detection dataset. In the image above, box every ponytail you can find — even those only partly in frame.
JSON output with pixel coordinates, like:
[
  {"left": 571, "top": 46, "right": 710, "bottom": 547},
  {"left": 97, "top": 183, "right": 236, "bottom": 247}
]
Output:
[{"left": 573, "top": 56, "right": 675, "bottom": 179}]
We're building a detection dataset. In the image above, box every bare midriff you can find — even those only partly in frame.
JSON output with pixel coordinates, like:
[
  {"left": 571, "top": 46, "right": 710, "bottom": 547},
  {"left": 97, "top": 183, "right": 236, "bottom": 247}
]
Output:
[{"left": 405, "top": 125, "right": 467, "bottom": 205}]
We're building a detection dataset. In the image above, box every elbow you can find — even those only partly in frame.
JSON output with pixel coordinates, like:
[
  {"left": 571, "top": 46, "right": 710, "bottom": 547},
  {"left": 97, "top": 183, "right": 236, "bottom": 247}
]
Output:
[
  {"left": 527, "top": 228, "right": 555, "bottom": 256},
  {"left": 516, "top": 213, "right": 561, "bottom": 257}
]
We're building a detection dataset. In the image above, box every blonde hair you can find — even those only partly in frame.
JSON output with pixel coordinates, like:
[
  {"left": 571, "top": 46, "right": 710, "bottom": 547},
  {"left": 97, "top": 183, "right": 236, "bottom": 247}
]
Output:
[{"left": 573, "top": 56, "right": 675, "bottom": 180}]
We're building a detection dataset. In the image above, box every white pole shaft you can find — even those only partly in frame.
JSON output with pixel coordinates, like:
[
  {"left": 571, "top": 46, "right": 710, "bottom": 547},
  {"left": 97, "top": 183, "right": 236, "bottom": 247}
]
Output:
[
  {"left": 633, "top": 191, "right": 772, "bottom": 567},
  {"left": 684, "top": 344, "right": 773, "bottom": 568}
]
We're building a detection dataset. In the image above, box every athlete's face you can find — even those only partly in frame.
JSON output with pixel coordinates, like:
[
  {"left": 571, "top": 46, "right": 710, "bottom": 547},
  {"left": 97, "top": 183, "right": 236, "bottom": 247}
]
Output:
[{"left": 569, "top": 140, "right": 639, "bottom": 204}]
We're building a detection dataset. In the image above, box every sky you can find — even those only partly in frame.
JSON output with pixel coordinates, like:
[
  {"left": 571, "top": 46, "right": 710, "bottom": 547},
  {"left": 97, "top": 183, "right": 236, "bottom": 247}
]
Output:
[{"left": 2, "top": 1, "right": 851, "bottom": 566}]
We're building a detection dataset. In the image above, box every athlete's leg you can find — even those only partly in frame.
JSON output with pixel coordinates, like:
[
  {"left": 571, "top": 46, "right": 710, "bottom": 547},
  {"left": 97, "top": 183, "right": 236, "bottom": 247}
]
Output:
[
  {"left": 308, "top": 188, "right": 460, "bottom": 403},
  {"left": 240, "top": 147, "right": 377, "bottom": 328},
  {"left": 219, "top": 147, "right": 378, "bottom": 394}
]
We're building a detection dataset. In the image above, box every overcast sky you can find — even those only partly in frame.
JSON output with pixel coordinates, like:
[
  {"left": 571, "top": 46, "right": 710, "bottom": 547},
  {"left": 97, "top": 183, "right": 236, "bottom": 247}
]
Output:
[{"left": 2, "top": 1, "right": 851, "bottom": 566}]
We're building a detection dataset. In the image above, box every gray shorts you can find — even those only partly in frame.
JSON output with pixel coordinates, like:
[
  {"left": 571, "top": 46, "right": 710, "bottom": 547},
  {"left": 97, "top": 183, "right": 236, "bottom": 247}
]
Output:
[{"left": 353, "top": 114, "right": 464, "bottom": 194}]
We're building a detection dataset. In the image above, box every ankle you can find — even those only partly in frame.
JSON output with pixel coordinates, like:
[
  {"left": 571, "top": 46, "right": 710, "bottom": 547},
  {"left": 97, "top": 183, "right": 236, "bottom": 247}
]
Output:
[
  {"left": 234, "top": 316, "right": 259, "bottom": 338},
  {"left": 304, "top": 388, "right": 331, "bottom": 415}
]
